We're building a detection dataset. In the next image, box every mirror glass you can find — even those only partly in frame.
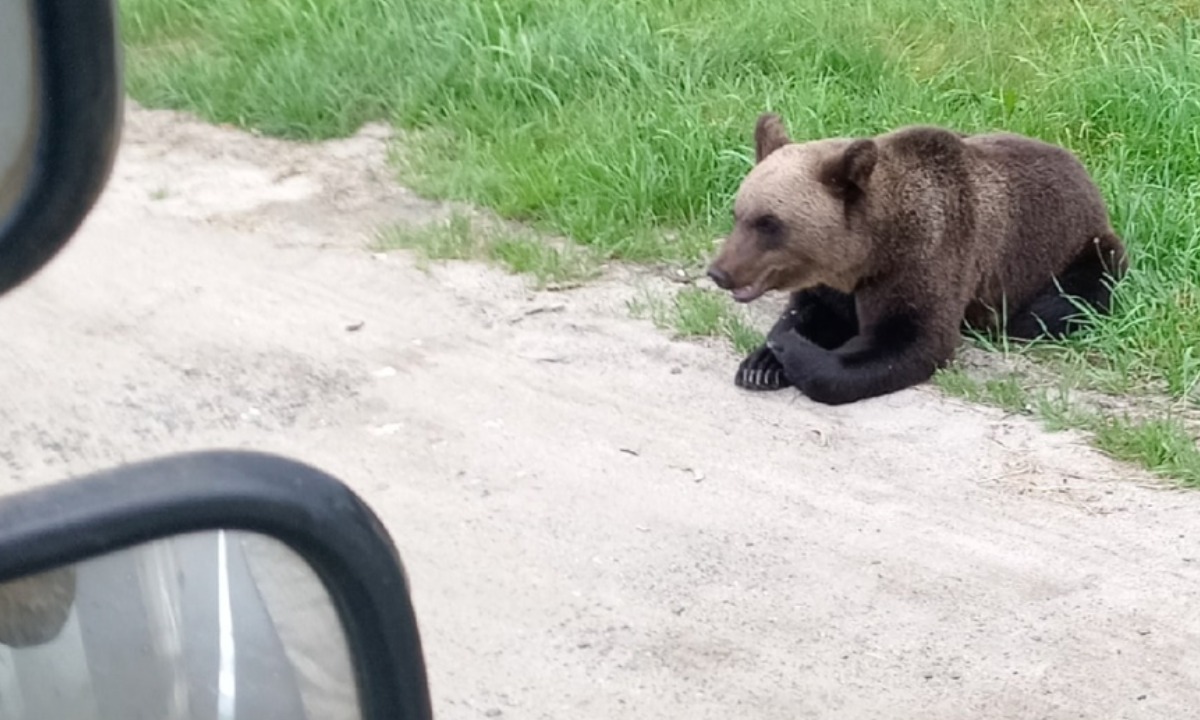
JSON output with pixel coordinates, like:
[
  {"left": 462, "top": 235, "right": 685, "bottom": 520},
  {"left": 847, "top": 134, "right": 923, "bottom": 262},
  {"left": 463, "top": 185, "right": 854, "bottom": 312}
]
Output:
[
  {"left": 0, "top": 0, "right": 39, "bottom": 221},
  {"left": 0, "top": 530, "right": 362, "bottom": 720}
]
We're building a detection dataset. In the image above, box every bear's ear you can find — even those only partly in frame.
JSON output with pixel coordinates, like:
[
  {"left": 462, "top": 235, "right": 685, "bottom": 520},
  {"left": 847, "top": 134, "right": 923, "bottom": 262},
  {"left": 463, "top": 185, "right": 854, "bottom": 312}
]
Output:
[
  {"left": 822, "top": 138, "right": 878, "bottom": 200},
  {"left": 754, "top": 113, "right": 791, "bottom": 164}
]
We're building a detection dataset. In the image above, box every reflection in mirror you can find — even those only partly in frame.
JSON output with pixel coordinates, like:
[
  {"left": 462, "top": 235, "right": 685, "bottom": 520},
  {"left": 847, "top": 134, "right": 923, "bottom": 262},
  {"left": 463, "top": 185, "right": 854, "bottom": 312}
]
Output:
[
  {"left": 0, "top": 0, "right": 39, "bottom": 221},
  {"left": 0, "top": 531, "right": 361, "bottom": 720}
]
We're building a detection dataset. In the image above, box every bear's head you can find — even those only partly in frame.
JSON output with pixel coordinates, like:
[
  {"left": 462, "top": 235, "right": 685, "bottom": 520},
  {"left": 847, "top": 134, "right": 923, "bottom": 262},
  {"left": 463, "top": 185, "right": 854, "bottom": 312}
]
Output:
[{"left": 707, "top": 113, "right": 880, "bottom": 302}]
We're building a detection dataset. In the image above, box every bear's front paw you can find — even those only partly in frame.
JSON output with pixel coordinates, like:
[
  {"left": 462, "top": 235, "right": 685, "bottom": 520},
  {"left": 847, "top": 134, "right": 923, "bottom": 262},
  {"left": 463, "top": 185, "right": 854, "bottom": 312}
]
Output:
[{"left": 735, "top": 345, "right": 791, "bottom": 391}]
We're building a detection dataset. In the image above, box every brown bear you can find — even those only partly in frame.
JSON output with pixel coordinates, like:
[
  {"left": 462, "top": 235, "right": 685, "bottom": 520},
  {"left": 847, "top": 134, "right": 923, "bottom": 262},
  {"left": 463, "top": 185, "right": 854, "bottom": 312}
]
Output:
[{"left": 706, "top": 113, "right": 1128, "bottom": 405}]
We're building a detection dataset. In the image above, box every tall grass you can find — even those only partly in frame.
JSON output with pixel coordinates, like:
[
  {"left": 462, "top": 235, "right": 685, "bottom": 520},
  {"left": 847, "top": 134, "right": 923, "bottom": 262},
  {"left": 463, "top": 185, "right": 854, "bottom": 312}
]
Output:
[{"left": 119, "top": 0, "right": 1200, "bottom": 406}]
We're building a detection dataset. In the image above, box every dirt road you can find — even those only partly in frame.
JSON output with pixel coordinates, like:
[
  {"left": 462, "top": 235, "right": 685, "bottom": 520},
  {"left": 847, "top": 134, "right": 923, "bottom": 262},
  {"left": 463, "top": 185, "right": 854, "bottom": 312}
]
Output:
[{"left": 2, "top": 103, "right": 1198, "bottom": 718}]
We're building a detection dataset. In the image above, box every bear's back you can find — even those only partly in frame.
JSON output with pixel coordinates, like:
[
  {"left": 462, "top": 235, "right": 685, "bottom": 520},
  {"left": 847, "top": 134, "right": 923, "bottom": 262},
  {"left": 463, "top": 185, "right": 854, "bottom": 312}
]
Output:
[{"left": 961, "top": 131, "right": 1114, "bottom": 309}]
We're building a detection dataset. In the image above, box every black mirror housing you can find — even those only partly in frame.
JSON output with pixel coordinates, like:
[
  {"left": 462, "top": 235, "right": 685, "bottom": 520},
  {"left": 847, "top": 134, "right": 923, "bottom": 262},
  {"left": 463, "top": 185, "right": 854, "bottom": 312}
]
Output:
[
  {"left": 0, "top": 0, "right": 123, "bottom": 297},
  {"left": 0, "top": 450, "right": 434, "bottom": 720}
]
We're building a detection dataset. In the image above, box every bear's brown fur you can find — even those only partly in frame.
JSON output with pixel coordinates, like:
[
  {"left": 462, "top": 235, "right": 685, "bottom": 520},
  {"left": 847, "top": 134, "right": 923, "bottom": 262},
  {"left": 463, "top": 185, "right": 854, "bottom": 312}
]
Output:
[{"left": 706, "top": 113, "right": 1128, "bottom": 405}]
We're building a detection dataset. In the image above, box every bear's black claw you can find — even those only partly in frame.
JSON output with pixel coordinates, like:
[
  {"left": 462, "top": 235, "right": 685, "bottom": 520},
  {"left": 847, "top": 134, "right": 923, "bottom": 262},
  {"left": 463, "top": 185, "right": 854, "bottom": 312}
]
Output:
[{"left": 735, "top": 346, "right": 791, "bottom": 391}]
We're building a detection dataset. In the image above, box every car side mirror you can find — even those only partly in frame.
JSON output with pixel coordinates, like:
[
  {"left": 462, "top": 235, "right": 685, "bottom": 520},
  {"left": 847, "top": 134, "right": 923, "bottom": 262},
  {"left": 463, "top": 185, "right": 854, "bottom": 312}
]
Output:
[
  {"left": 0, "top": 6, "right": 433, "bottom": 718},
  {"left": 0, "top": 0, "right": 122, "bottom": 298},
  {"left": 0, "top": 450, "right": 434, "bottom": 720}
]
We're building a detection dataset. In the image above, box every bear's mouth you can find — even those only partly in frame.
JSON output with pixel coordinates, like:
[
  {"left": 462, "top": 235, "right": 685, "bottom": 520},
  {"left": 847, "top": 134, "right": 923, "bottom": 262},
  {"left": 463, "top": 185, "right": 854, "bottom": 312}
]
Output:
[
  {"left": 728, "top": 269, "right": 775, "bottom": 303},
  {"left": 731, "top": 282, "right": 767, "bottom": 303}
]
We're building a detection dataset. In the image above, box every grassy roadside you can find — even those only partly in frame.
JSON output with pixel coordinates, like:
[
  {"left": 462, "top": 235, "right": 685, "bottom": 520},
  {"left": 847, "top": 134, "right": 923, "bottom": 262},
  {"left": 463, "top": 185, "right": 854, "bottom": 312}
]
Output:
[
  {"left": 935, "top": 363, "right": 1200, "bottom": 486},
  {"left": 627, "top": 287, "right": 764, "bottom": 356},
  {"left": 374, "top": 211, "right": 601, "bottom": 290},
  {"left": 118, "top": 0, "right": 1199, "bottom": 482}
]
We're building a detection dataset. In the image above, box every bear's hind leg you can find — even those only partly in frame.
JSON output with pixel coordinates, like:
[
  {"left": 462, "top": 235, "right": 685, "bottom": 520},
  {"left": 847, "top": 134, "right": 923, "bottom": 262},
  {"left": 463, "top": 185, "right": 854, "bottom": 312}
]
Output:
[
  {"left": 1006, "top": 233, "right": 1128, "bottom": 340},
  {"left": 736, "top": 286, "right": 858, "bottom": 391}
]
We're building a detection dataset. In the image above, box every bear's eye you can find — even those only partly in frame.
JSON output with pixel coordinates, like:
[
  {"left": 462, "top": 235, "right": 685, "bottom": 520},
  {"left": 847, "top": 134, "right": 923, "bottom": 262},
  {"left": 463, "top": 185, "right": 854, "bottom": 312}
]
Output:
[{"left": 752, "top": 214, "right": 782, "bottom": 236}]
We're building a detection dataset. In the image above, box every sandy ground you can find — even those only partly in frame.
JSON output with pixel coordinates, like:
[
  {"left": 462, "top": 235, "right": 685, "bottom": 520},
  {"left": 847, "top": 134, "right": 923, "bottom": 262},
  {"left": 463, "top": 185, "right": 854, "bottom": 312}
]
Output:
[{"left": 2, "top": 101, "right": 1200, "bottom": 719}]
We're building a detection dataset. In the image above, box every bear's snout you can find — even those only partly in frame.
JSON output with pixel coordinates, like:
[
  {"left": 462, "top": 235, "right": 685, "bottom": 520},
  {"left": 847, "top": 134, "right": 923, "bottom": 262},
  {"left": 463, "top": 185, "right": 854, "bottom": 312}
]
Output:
[{"left": 707, "top": 266, "right": 734, "bottom": 290}]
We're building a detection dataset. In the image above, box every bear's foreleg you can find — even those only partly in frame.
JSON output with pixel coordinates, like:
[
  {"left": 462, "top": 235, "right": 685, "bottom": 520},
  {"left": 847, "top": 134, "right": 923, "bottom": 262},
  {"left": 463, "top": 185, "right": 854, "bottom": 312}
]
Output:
[
  {"left": 735, "top": 287, "right": 858, "bottom": 392},
  {"left": 735, "top": 345, "right": 791, "bottom": 391},
  {"left": 764, "top": 311, "right": 951, "bottom": 405}
]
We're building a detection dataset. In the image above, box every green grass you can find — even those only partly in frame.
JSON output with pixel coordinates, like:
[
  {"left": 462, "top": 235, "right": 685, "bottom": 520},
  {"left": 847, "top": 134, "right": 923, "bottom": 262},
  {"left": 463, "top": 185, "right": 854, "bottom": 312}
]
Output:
[
  {"left": 1091, "top": 415, "right": 1200, "bottom": 484},
  {"left": 935, "top": 368, "right": 1033, "bottom": 414},
  {"left": 377, "top": 213, "right": 481, "bottom": 262},
  {"left": 629, "top": 287, "right": 763, "bottom": 354},
  {"left": 376, "top": 212, "right": 599, "bottom": 288},
  {"left": 937, "top": 365, "right": 1200, "bottom": 485},
  {"left": 118, "top": 0, "right": 1200, "bottom": 479}
]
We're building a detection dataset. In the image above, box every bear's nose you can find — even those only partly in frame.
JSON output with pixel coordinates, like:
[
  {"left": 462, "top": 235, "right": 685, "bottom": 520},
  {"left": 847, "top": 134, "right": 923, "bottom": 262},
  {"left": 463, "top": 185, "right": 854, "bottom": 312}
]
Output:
[{"left": 707, "top": 266, "right": 734, "bottom": 290}]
